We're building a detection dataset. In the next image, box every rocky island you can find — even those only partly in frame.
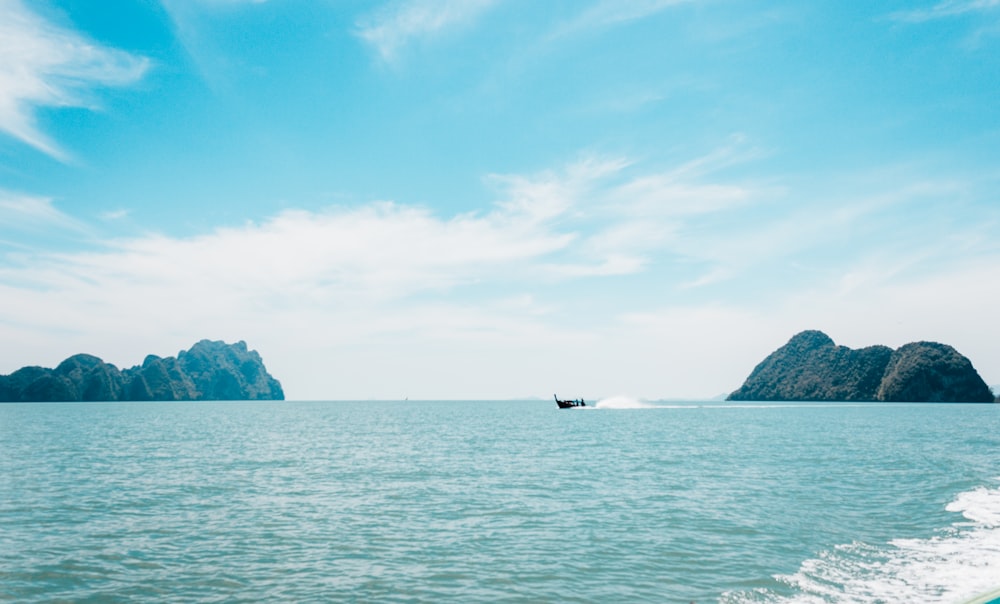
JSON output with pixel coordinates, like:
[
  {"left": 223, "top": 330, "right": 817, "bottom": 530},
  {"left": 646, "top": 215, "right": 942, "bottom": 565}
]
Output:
[
  {"left": 0, "top": 340, "right": 284, "bottom": 402},
  {"left": 728, "top": 330, "right": 994, "bottom": 403}
]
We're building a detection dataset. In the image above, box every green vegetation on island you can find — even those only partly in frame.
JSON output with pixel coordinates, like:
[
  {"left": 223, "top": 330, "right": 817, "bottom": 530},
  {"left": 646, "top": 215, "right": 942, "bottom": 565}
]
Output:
[
  {"left": 0, "top": 340, "right": 283, "bottom": 402},
  {"left": 728, "top": 330, "right": 994, "bottom": 403}
]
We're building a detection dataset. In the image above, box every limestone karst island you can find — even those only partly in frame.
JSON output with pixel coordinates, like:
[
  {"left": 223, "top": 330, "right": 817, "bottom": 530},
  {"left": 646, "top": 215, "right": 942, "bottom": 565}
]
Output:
[
  {"left": 0, "top": 340, "right": 283, "bottom": 402},
  {"left": 729, "top": 330, "right": 995, "bottom": 403}
]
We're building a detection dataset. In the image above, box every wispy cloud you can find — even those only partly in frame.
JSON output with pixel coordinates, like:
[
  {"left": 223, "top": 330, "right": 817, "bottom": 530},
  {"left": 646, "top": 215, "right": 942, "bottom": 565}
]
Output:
[
  {"left": 196, "top": 0, "right": 268, "bottom": 4},
  {"left": 552, "top": 0, "right": 694, "bottom": 38},
  {"left": 890, "top": 0, "right": 1000, "bottom": 23},
  {"left": 0, "top": 191, "right": 89, "bottom": 234},
  {"left": 160, "top": 0, "right": 269, "bottom": 14},
  {"left": 483, "top": 150, "right": 764, "bottom": 280},
  {"left": 2, "top": 199, "right": 571, "bottom": 310},
  {"left": 0, "top": 0, "right": 149, "bottom": 161},
  {"left": 487, "top": 155, "right": 632, "bottom": 224},
  {"left": 356, "top": 0, "right": 499, "bottom": 62},
  {"left": 100, "top": 209, "right": 132, "bottom": 222}
]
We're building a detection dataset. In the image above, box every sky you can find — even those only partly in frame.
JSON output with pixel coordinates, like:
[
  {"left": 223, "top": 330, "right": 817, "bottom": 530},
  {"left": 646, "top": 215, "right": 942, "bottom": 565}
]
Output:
[{"left": 1, "top": 0, "right": 998, "bottom": 400}]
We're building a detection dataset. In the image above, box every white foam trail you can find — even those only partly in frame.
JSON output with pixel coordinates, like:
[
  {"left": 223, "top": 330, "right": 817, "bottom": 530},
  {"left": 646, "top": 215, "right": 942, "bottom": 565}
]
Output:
[
  {"left": 593, "top": 395, "right": 654, "bottom": 409},
  {"left": 723, "top": 481, "right": 1000, "bottom": 604}
]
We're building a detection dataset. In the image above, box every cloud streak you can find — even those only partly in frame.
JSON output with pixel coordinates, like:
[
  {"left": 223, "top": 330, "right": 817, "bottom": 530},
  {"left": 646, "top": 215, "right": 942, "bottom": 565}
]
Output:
[
  {"left": 356, "top": 0, "right": 499, "bottom": 62},
  {"left": 551, "top": 0, "right": 694, "bottom": 38},
  {"left": 0, "top": 191, "right": 89, "bottom": 235},
  {"left": 0, "top": 0, "right": 149, "bottom": 160},
  {"left": 890, "top": 0, "right": 1000, "bottom": 22}
]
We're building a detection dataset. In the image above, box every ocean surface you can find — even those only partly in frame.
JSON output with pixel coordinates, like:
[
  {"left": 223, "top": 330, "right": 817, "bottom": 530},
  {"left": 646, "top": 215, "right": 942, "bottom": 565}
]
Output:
[{"left": 2, "top": 399, "right": 999, "bottom": 603}]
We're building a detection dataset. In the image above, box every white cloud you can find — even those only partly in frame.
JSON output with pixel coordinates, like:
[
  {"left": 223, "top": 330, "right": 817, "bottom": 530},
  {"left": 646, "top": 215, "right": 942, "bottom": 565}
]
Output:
[
  {"left": 0, "top": 198, "right": 576, "bottom": 344},
  {"left": 0, "top": 0, "right": 149, "bottom": 160},
  {"left": 356, "top": 0, "right": 499, "bottom": 62}
]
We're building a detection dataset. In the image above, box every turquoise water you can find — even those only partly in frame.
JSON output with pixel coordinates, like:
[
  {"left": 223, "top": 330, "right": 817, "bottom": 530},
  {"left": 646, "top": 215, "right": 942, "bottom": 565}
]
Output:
[{"left": 2, "top": 400, "right": 999, "bottom": 603}]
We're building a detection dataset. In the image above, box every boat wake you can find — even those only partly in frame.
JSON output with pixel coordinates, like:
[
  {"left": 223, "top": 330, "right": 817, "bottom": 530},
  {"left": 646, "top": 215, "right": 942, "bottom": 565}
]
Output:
[
  {"left": 593, "top": 396, "right": 656, "bottom": 409},
  {"left": 723, "top": 480, "right": 1000, "bottom": 603}
]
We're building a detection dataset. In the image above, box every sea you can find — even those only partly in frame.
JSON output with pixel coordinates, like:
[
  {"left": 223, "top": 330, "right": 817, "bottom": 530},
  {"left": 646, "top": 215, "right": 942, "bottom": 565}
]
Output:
[{"left": 2, "top": 399, "right": 999, "bottom": 603}]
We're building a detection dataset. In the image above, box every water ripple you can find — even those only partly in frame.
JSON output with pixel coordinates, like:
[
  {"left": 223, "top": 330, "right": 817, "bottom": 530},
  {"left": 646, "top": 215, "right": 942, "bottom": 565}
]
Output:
[{"left": 2, "top": 401, "right": 999, "bottom": 602}]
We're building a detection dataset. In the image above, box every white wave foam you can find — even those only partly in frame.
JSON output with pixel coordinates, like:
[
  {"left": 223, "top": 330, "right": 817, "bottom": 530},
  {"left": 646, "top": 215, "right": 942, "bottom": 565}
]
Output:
[
  {"left": 593, "top": 396, "right": 654, "bottom": 409},
  {"left": 947, "top": 485, "right": 1000, "bottom": 528},
  {"left": 723, "top": 481, "right": 1000, "bottom": 604}
]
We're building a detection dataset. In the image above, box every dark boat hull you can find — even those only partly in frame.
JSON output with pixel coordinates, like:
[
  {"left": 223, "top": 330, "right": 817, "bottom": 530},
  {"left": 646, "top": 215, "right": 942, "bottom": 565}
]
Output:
[{"left": 555, "top": 395, "right": 586, "bottom": 409}]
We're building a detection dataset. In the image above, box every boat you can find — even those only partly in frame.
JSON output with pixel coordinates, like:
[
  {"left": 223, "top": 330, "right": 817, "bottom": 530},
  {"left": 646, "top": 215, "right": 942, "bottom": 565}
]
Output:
[
  {"left": 960, "top": 586, "right": 1000, "bottom": 604},
  {"left": 554, "top": 394, "right": 586, "bottom": 409}
]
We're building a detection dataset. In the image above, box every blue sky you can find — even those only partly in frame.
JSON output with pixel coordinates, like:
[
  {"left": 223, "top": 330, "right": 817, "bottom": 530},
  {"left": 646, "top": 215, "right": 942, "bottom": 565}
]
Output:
[{"left": 1, "top": 0, "right": 998, "bottom": 399}]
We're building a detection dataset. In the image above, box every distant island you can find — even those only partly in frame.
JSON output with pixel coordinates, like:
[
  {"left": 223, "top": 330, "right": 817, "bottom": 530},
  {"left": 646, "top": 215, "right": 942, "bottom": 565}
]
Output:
[
  {"left": 728, "top": 330, "right": 995, "bottom": 403},
  {"left": 0, "top": 340, "right": 284, "bottom": 402}
]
